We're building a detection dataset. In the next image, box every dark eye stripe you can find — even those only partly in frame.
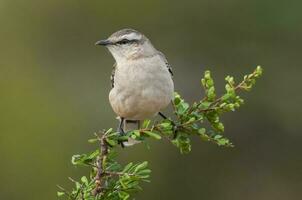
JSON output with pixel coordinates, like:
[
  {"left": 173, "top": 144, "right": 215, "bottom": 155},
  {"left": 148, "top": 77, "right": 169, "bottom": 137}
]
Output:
[
  {"left": 115, "top": 39, "right": 129, "bottom": 45},
  {"left": 116, "top": 39, "right": 138, "bottom": 45}
]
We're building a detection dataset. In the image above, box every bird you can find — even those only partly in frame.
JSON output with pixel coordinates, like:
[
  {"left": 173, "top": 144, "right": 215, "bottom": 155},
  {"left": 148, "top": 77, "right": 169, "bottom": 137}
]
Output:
[{"left": 95, "top": 28, "right": 174, "bottom": 146}]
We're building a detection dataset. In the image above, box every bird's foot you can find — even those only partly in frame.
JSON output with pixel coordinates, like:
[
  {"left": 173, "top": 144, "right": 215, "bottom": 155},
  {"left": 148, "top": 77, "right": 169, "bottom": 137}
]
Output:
[
  {"left": 117, "top": 123, "right": 126, "bottom": 148},
  {"left": 118, "top": 125, "right": 126, "bottom": 136}
]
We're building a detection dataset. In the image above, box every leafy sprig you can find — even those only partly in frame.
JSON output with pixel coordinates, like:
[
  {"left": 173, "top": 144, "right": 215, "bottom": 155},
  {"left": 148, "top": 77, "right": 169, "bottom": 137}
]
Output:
[{"left": 58, "top": 66, "right": 263, "bottom": 200}]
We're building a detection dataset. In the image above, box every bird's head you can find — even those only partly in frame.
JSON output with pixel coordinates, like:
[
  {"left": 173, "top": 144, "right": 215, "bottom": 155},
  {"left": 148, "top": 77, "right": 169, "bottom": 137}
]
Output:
[{"left": 96, "top": 28, "right": 156, "bottom": 62}]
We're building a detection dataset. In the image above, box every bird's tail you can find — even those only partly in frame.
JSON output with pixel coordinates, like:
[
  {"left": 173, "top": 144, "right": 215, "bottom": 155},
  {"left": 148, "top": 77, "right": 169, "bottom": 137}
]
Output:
[{"left": 122, "top": 119, "right": 141, "bottom": 146}]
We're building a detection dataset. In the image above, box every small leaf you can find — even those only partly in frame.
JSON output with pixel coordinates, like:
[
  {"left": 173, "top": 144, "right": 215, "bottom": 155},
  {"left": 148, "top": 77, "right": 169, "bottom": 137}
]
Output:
[
  {"left": 198, "top": 128, "right": 206, "bottom": 135},
  {"left": 105, "top": 128, "right": 113, "bottom": 135},
  {"left": 118, "top": 191, "right": 130, "bottom": 200},
  {"left": 199, "top": 101, "right": 211, "bottom": 109},
  {"left": 88, "top": 138, "right": 98, "bottom": 143},
  {"left": 57, "top": 191, "right": 65, "bottom": 197},
  {"left": 137, "top": 169, "right": 151, "bottom": 175},
  {"left": 134, "top": 161, "right": 148, "bottom": 173},
  {"left": 123, "top": 162, "right": 134, "bottom": 173},
  {"left": 142, "top": 120, "right": 151, "bottom": 129},
  {"left": 143, "top": 131, "right": 162, "bottom": 140},
  {"left": 173, "top": 92, "right": 181, "bottom": 105},
  {"left": 106, "top": 138, "right": 117, "bottom": 146},
  {"left": 81, "top": 176, "right": 88, "bottom": 186},
  {"left": 214, "top": 135, "right": 223, "bottom": 139}
]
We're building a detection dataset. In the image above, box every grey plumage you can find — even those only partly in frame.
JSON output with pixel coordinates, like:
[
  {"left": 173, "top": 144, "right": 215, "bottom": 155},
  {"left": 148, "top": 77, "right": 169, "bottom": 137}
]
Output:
[
  {"left": 96, "top": 28, "right": 174, "bottom": 146},
  {"left": 158, "top": 51, "right": 173, "bottom": 77},
  {"left": 110, "top": 52, "right": 173, "bottom": 88}
]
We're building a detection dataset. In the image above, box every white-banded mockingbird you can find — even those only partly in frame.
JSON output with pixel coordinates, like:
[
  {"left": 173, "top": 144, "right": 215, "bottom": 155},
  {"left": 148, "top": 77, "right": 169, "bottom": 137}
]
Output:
[{"left": 96, "top": 28, "right": 174, "bottom": 146}]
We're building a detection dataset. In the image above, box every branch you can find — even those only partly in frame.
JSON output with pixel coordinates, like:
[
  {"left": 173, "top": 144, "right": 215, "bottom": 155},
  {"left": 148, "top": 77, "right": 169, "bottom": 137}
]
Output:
[
  {"left": 58, "top": 66, "right": 263, "bottom": 200},
  {"left": 92, "top": 131, "right": 109, "bottom": 196}
]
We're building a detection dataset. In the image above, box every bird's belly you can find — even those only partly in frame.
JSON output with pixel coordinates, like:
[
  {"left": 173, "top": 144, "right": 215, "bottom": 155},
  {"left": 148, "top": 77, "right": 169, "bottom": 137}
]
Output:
[{"left": 109, "top": 65, "right": 174, "bottom": 120}]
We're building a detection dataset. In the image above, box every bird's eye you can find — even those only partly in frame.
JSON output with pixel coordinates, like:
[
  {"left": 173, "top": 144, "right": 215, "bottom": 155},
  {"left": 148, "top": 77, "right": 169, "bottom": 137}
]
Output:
[{"left": 117, "top": 39, "right": 130, "bottom": 45}]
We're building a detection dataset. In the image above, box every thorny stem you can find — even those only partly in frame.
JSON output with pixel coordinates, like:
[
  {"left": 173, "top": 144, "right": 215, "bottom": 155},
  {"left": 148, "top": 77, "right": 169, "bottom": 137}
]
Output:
[
  {"left": 91, "top": 132, "right": 147, "bottom": 197},
  {"left": 92, "top": 132, "right": 109, "bottom": 196}
]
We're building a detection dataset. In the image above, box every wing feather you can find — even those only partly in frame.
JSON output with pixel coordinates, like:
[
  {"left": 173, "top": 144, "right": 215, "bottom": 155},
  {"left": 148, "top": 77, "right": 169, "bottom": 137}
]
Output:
[
  {"left": 111, "top": 63, "right": 117, "bottom": 88},
  {"left": 158, "top": 51, "right": 173, "bottom": 77}
]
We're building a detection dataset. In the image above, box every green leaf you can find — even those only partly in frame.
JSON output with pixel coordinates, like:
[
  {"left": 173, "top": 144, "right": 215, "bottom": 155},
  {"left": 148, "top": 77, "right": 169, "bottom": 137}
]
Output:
[
  {"left": 177, "top": 102, "right": 189, "bottom": 115},
  {"left": 214, "top": 135, "right": 223, "bottom": 139},
  {"left": 134, "top": 161, "right": 148, "bottom": 173},
  {"left": 173, "top": 92, "right": 181, "bottom": 105},
  {"left": 105, "top": 128, "right": 113, "bottom": 135},
  {"left": 137, "top": 169, "right": 151, "bottom": 175},
  {"left": 88, "top": 138, "right": 98, "bottom": 143},
  {"left": 81, "top": 176, "right": 88, "bottom": 186},
  {"left": 199, "top": 101, "right": 211, "bottom": 109},
  {"left": 142, "top": 120, "right": 151, "bottom": 129},
  {"left": 143, "top": 131, "right": 162, "bottom": 140},
  {"left": 123, "top": 162, "right": 134, "bottom": 173},
  {"left": 172, "top": 133, "right": 191, "bottom": 154},
  {"left": 57, "top": 191, "right": 65, "bottom": 197},
  {"left": 207, "top": 86, "right": 216, "bottom": 101},
  {"left": 71, "top": 150, "right": 99, "bottom": 166},
  {"left": 198, "top": 128, "right": 206, "bottom": 135},
  {"left": 106, "top": 138, "right": 117, "bottom": 146},
  {"left": 160, "top": 122, "right": 172, "bottom": 129},
  {"left": 118, "top": 191, "right": 130, "bottom": 200}
]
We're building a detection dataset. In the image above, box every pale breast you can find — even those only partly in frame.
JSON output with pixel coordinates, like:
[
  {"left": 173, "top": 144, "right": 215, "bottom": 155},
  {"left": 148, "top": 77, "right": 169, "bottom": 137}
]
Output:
[{"left": 109, "top": 55, "right": 174, "bottom": 120}]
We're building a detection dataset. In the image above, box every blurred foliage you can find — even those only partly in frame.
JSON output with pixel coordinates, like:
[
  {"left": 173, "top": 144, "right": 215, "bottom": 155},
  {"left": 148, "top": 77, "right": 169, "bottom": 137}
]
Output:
[
  {"left": 0, "top": 0, "right": 301, "bottom": 200},
  {"left": 58, "top": 67, "right": 262, "bottom": 199}
]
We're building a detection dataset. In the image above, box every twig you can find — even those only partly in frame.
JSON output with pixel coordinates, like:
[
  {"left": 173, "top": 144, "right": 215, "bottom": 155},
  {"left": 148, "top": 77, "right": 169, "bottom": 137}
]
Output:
[
  {"left": 105, "top": 171, "right": 136, "bottom": 177},
  {"left": 68, "top": 177, "right": 85, "bottom": 200},
  {"left": 92, "top": 132, "right": 109, "bottom": 196}
]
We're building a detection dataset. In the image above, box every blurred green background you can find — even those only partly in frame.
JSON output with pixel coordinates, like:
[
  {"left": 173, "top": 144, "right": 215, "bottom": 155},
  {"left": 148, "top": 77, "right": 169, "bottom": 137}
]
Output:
[{"left": 0, "top": 0, "right": 301, "bottom": 199}]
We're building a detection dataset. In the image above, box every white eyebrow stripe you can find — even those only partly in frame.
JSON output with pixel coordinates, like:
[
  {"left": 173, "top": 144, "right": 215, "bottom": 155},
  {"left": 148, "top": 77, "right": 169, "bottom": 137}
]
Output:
[{"left": 121, "top": 32, "right": 141, "bottom": 41}]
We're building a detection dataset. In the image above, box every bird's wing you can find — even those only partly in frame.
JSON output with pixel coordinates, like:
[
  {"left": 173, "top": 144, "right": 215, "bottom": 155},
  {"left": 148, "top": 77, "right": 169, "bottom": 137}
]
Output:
[
  {"left": 111, "top": 62, "right": 117, "bottom": 88},
  {"left": 158, "top": 51, "right": 173, "bottom": 77}
]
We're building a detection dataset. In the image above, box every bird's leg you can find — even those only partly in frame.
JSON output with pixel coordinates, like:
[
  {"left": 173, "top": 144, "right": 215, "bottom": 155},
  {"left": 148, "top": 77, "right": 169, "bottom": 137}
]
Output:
[
  {"left": 118, "top": 117, "right": 125, "bottom": 135},
  {"left": 158, "top": 112, "right": 178, "bottom": 139},
  {"left": 117, "top": 117, "right": 125, "bottom": 147},
  {"left": 158, "top": 112, "right": 168, "bottom": 119}
]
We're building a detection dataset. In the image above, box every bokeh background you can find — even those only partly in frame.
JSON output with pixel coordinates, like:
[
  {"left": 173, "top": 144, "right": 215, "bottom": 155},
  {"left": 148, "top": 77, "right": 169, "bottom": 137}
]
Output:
[{"left": 0, "top": 0, "right": 301, "bottom": 199}]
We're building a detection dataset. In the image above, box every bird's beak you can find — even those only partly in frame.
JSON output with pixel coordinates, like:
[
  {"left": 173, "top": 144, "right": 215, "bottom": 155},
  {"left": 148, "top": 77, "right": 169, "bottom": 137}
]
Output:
[{"left": 95, "top": 39, "right": 113, "bottom": 46}]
